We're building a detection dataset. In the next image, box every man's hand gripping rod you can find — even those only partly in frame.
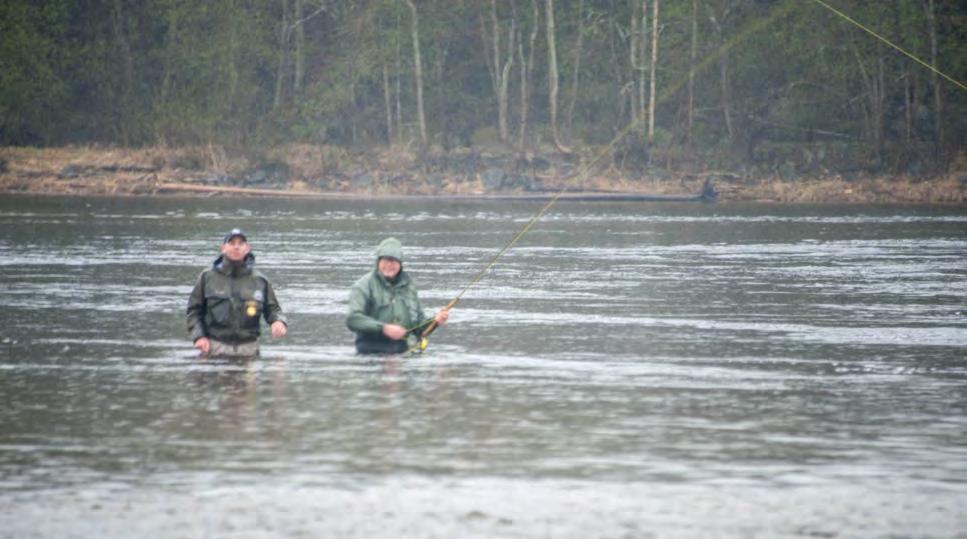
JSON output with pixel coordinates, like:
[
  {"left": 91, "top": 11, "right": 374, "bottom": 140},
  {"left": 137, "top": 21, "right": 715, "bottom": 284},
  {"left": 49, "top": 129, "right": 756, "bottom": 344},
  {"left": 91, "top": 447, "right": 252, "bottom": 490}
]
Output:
[{"left": 410, "top": 297, "right": 459, "bottom": 353}]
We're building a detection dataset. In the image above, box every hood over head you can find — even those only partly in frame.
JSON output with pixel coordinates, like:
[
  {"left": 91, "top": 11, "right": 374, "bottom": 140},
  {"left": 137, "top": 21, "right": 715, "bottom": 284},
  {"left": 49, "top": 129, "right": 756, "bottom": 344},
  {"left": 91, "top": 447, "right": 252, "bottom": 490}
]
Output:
[{"left": 375, "top": 237, "right": 403, "bottom": 263}]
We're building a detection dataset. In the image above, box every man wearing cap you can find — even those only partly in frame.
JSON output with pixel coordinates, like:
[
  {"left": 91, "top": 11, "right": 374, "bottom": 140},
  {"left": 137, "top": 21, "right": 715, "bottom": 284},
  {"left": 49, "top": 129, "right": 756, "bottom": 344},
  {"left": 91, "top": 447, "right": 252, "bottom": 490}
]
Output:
[
  {"left": 187, "top": 228, "right": 288, "bottom": 358},
  {"left": 346, "top": 237, "right": 449, "bottom": 354}
]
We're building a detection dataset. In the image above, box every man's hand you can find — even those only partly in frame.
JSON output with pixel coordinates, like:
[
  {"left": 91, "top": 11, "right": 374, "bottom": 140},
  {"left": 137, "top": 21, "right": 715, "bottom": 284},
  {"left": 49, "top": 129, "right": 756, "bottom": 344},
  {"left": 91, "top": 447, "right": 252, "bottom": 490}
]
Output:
[
  {"left": 271, "top": 321, "right": 287, "bottom": 339},
  {"left": 434, "top": 308, "right": 450, "bottom": 326},
  {"left": 194, "top": 337, "right": 211, "bottom": 356},
  {"left": 382, "top": 323, "right": 407, "bottom": 341}
]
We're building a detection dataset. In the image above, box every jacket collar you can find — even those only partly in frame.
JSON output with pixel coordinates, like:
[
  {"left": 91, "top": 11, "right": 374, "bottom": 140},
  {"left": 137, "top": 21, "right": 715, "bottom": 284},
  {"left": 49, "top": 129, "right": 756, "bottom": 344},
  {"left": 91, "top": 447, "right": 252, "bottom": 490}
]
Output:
[{"left": 213, "top": 252, "right": 255, "bottom": 277}]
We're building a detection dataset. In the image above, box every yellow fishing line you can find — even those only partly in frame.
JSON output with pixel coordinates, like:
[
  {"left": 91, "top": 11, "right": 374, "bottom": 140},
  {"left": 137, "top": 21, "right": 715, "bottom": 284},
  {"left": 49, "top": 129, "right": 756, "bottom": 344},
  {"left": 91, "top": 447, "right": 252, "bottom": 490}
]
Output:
[
  {"left": 428, "top": 2, "right": 798, "bottom": 313},
  {"left": 407, "top": 2, "right": 799, "bottom": 352},
  {"left": 809, "top": 0, "right": 966, "bottom": 91},
  {"left": 412, "top": 0, "right": 960, "bottom": 351}
]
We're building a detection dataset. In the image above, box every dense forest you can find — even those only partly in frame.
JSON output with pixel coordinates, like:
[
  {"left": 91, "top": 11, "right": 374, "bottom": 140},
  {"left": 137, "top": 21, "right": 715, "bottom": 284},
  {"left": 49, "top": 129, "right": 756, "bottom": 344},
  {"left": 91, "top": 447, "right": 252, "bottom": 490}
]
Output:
[{"left": 1, "top": 0, "right": 964, "bottom": 178}]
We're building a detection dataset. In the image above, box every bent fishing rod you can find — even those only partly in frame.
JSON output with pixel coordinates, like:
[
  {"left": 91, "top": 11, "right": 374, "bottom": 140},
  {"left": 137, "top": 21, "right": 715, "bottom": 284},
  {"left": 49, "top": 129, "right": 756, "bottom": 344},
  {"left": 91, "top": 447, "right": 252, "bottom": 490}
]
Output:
[
  {"left": 405, "top": 0, "right": 797, "bottom": 355},
  {"left": 409, "top": 0, "right": 962, "bottom": 354}
]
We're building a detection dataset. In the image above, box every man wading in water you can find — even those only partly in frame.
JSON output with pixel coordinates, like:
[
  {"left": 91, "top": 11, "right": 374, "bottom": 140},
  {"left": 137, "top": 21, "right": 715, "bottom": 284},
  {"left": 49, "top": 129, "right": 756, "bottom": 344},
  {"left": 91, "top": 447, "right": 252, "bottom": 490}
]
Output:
[
  {"left": 346, "top": 237, "right": 449, "bottom": 354},
  {"left": 187, "top": 228, "right": 287, "bottom": 358}
]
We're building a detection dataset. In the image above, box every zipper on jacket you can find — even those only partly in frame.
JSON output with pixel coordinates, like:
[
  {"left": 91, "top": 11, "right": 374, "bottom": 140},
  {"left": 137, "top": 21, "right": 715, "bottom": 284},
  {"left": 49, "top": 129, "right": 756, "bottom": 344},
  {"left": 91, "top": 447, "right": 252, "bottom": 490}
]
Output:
[{"left": 230, "top": 277, "right": 240, "bottom": 337}]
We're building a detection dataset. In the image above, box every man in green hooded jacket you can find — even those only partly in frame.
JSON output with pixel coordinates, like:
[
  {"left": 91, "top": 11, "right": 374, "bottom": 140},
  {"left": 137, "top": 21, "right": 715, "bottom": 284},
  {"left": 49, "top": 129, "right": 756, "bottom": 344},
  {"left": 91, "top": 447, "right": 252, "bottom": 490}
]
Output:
[
  {"left": 187, "top": 228, "right": 288, "bottom": 357},
  {"left": 347, "top": 237, "right": 449, "bottom": 354}
]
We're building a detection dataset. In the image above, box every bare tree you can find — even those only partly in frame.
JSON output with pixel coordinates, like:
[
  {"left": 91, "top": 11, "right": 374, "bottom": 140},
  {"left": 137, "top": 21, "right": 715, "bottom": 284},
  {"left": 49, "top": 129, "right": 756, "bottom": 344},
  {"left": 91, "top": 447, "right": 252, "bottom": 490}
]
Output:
[
  {"left": 851, "top": 39, "right": 885, "bottom": 158},
  {"left": 376, "top": 9, "right": 395, "bottom": 145},
  {"left": 294, "top": 0, "right": 305, "bottom": 94},
  {"left": 894, "top": 0, "right": 910, "bottom": 145},
  {"left": 545, "top": 0, "right": 571, "bottom": 153},
  {"left": 707, "top": 1, "right": 733, "bottom": 141},
  {"left": 565, "top": 0, "right": 585, "bottom": 133},
  {"left": 517, "top": 0, "right": 540, "bottom": 152},
  {"left": 395, "top": 4, "right": 403, "bottom": 145},
  {"left": 903, "top": 69, "right": 912, "bottom": 144},
  {"left": 630, "top": 0, "right": 640, "bottom": 130},
  {"left": 499, "top": 20, "right": 516, "bottom": 143},
  {"left": 111, "top": 0, "right": 135, "bottom": 143},
  {"left": 405, "top": 0, "right": 428, "bottom": 145},
  {"left": 639, "top": 0, "right": 647, "bottom": 138},
  {"left": 482, "top": 1, "right": 515, "bottom": 143},
  {"left": 273, "top": 0, "right": 327, "bottom": 108},
  {"left": 687, "top": 0, "right": 698, "bottom": 147},
  {"left": 383, "top": 63, "right": 394, "bottom": 144},
  {"left": 225, "top": 8, "right": 240, "bottom": 118},
  {"left": 629, "top": 0, "right": 650, "bottom": 137},
  {"left": 433, "top": 32, "right": 451, "bottom": 148},
  {"left": 273, "top": 0, "right": 289, "bottom": 109},
  {"left": 647, "top": 0, "right": 660, "bottom": 144},
  {"left": 923, "top": 0, "right": 942, "bottom": 156}
]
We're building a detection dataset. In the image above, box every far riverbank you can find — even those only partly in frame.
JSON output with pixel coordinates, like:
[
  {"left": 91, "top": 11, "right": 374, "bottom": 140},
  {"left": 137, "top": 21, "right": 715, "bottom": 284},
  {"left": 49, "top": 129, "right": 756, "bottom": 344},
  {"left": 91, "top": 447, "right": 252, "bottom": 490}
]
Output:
[{"left": 1, "top": 145, "right": 964, "bottom": 203}]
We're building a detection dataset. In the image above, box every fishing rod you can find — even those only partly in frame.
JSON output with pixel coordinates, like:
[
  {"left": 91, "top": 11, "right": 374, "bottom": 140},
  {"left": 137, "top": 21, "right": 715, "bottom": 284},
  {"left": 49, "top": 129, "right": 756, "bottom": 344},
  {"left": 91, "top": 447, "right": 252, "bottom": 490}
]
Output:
[
  {"left": 406, "top": 1, "right": 800, "bottom": 355},
  {"left": 409, "top": 0, "right": 959, "bottom": 354}
]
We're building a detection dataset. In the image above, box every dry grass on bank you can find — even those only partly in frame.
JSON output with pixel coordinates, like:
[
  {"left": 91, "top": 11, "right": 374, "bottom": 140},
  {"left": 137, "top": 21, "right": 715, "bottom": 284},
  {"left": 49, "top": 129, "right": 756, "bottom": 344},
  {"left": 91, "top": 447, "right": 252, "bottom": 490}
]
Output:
[
  {"left": 720, "top": 175, "right": 966, "bottom": 204},
  {"left": 0, "top": 145, "right": 964, "bottom": 203}
]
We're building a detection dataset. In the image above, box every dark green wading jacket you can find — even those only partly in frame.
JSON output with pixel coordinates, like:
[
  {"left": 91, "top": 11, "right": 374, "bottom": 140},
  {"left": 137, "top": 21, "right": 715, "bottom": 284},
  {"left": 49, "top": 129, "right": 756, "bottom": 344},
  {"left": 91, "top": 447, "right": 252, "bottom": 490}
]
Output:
[
  {"left": 346, "top": 240, "right": 430, "bottom": 354},
  {"left": 186, "top": 253, "right": 286, "bottom": 345}
]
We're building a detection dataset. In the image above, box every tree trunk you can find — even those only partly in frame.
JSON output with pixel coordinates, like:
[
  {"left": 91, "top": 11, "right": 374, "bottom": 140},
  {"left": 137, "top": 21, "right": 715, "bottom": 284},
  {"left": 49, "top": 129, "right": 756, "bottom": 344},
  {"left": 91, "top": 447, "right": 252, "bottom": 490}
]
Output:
[
  {"left": 499, "top": 24, "right": 515, "bottom": 143},
  {"left": 395, "top": 4, "right": 403, "bottom": 145},
  {"left": 405, "top": 0, "right": 428, "bottom": 146},
  {"left": 383, "top": 64, "right": 394, "bottom": 145},
  {"left": 895, "top": 0, "right": 910, "bottom": 145},
  {"left": 647, "top": 0, "right": 659, "bottom": 144},
  {"left": 111, "top": 0, "right": 134, "bottom": 143},
  {"left": 565, "top": 0, "right": 585, "bottom": 133},
  {"left": 720, "top": 51, "right": 733, "bottom": 140},
  {"left": 851, "top": 41, "right": 884, "bottom": 158},
  {"left": 227, "top": 6, "right": 239, "bottom": 113},
  {"left": 639, "top": 0, "right": 647, "bottom": 138},
  {"left": 851, "top": 44, "right": 873, "bottom": 143},
  {"left": 294, "top": 0, "right": 305, "bottom": 95},
  {"left": 350, "top": 72, "right": 358, "bottom": 145},
  {"left": 273, "top": 0, "right": 289, "bottom": 109},
  {"left": 518, "top": 0, "right": 540, "bottom": 152},
  {"left": 518, "top": 38, "right": 528, "bottom": 152},
  {"left": 707, "top": 1, "right": 733, "bottom": 141},
  {"left": 923, "top": 0, "right": 942, "bottom": 157},
  {"left": 484, "top": 0, "right": 514, "bottom": 143},
  {"left": 903, "top": 70, "right": 912, "bottom": 144},
  {"left": 434, "top": 38, "right": 449, "bottom": 148},
  {"left": 876, "top": 46, "right": 885, "bottom": 157},
  {"left": 629, "top": 1, "right": 639, "bottom": 130},
  {"left": 545, "top": 0, "right": 571, "bottom": 153},
  {"left": 606, "top": 3, "right": 624, "bottom": 127},
  {"left": 481, "top": 6, "right": 498, "bottom": 106},
  {"left": 687, "top": 0, "right": 697, "bottom": 147},
  {"left": 159, "top": 11, "right": 178, "bottom": 107}
]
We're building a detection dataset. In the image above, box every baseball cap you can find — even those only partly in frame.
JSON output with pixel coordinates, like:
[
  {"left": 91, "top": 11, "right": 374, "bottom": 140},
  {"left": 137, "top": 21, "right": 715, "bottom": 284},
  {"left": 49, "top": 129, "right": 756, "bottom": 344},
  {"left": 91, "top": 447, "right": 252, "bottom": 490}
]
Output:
[{"left": 222, "top": 228, "right": 248, "bottom": 244}]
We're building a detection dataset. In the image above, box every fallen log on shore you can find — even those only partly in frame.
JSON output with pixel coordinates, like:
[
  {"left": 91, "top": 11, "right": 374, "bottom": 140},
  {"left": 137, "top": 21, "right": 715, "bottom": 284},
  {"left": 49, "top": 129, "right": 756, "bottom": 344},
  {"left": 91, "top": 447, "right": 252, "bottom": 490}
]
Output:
[{"left": 155, "top": 178, "right": 717, "bottom": 202}]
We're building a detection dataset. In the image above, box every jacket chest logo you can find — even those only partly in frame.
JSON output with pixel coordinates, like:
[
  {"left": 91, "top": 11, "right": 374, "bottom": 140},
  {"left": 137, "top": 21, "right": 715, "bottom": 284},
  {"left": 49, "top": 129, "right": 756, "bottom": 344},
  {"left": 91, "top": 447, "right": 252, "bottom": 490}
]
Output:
[{"left": 253, "top": 290, "right": 264, "bottom": 302}]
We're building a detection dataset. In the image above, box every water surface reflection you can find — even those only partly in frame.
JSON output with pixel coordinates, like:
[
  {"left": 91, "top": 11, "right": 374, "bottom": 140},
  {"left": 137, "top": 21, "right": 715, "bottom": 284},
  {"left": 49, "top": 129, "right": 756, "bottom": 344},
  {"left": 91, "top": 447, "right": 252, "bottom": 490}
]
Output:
[{"left": 1, "top": 197, "right": 965, "bottom": 537}]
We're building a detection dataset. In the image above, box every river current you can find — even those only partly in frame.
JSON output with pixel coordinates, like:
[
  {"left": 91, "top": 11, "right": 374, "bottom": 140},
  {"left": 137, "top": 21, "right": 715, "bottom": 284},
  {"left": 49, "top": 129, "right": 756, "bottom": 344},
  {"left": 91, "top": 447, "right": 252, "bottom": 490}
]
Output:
[{"left": 0, "top": 196, "right": 965, "bottom": 537}]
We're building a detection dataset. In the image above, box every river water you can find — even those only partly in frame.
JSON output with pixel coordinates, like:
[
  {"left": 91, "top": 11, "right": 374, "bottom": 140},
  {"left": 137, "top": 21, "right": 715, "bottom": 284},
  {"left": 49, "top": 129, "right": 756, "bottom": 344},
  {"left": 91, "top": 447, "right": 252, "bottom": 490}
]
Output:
[{"left": 0, "top": 196, "right": 965, "bottom": 538}]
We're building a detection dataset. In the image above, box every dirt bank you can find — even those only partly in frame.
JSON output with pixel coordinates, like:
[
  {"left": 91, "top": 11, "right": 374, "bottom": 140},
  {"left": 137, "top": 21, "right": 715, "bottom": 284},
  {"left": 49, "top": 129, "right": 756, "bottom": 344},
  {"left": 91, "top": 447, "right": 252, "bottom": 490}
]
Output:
[{"left": 1, "top": 145, "right": 964, "bottom": 203}]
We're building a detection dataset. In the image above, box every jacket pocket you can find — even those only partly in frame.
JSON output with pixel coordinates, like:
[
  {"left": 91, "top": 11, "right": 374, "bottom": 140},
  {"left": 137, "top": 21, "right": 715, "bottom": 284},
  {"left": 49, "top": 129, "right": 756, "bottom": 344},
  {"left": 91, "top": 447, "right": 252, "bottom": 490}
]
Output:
[
  {"left": 204, "top": 290, "right": 233, "bottom": 328},
  {"left": 373, "top": 301, "right": 394, "bottom": 323}
]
